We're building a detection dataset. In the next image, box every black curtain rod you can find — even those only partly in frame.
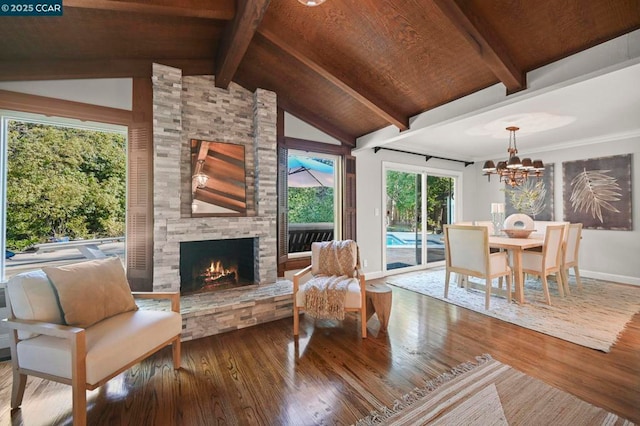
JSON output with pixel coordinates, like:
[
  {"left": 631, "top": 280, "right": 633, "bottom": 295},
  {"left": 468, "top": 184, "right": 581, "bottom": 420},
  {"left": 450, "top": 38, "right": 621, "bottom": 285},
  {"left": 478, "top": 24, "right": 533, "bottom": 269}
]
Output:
[{"left": 373, "top": 146, "right": 474, "bottom": 167}]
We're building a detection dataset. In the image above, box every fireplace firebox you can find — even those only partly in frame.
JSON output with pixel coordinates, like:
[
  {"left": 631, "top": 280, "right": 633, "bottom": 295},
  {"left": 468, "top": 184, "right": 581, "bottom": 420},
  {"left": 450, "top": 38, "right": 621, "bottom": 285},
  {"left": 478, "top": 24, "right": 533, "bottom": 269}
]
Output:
[{"left": 180, "top": 238, "right": 255, "bottom": 295}]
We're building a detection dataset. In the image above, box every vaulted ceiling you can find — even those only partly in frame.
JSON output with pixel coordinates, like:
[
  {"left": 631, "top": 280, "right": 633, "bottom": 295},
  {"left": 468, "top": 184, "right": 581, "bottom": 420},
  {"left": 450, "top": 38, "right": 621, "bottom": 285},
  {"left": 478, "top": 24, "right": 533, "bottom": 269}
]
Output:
[{"left": 0, "top": 0, "right": 638, "bottom": 147}]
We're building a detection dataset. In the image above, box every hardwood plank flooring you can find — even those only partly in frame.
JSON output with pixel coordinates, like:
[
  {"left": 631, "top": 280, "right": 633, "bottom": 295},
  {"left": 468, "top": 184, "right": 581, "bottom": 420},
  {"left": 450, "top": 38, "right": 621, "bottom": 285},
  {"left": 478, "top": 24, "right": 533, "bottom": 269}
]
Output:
[{"left": 1, "top": 276, "right": 638, "bottom": 425}]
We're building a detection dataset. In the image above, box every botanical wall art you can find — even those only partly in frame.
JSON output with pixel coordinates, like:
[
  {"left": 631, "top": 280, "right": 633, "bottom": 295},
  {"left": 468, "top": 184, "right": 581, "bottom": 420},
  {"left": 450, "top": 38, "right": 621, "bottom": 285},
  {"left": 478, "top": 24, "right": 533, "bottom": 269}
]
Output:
[
  {"left": 504, "top": 163, "right": 554, "bottom": 220},
  {"left": 562, "top": 154, "right": 632, "bottom": 230}
]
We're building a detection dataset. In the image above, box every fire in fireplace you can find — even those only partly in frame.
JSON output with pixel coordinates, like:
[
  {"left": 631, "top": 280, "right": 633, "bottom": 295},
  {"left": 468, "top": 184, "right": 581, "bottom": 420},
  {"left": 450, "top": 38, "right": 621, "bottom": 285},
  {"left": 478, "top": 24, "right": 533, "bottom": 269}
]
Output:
[{"left": 180, "top": 238, "right": 255, "bottom": 295}]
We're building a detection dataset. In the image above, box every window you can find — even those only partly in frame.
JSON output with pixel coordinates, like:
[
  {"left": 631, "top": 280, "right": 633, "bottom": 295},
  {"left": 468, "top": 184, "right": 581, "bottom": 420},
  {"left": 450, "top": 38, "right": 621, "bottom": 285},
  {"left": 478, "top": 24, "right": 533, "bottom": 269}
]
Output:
[
  {"left": 286, "top": 149, "right": 342, "bottom": 256},
  {"left": 0, "top": 112, "right": 127, "bottom": 281}
]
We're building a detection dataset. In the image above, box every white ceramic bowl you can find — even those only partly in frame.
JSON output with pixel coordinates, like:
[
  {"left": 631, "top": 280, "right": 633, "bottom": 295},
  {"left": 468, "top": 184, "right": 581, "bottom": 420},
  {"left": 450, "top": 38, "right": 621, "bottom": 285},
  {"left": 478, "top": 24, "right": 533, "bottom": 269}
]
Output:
[{"left": 503, "top": 228, "right": 535, "bottom": 238}]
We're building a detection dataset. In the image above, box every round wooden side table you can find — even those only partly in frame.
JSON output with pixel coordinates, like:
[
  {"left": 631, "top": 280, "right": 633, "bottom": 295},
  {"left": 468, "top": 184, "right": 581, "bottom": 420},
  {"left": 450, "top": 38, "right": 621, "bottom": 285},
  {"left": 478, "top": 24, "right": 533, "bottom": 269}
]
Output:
[{"left": 365, "top": 283, "right": 392, "bottom": 332}]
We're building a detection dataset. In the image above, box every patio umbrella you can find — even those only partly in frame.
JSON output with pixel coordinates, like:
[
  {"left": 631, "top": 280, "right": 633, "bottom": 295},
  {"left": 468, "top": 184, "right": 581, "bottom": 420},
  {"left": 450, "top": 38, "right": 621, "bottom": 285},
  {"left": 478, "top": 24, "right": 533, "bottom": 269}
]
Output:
[{"left": 288, "top": 156, "right": 334, "bottom": 187}]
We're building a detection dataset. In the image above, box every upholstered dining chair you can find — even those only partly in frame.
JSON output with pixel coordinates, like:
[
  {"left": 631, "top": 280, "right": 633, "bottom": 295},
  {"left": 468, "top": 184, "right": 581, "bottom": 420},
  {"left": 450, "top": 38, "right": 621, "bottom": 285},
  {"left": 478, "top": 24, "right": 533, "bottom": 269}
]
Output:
[
  {"left": 521, "top": 224, "right": 566, "bottom": 304},
  {"left": 292, "top": 240, "right": 367, "bottom": 338},
  {"left": 561, "top": 223, "right": 583, "bottom": 294},
  {"left": 444, "top": 225, "right": 512, "bottom": 309}
]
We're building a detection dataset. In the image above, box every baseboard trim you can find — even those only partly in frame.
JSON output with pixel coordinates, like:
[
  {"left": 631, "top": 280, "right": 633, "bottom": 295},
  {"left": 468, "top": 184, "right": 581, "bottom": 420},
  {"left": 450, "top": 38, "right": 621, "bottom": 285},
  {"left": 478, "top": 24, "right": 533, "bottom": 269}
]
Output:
[{"left": 580, "top": 270, "right": 640, "bottom": 286}]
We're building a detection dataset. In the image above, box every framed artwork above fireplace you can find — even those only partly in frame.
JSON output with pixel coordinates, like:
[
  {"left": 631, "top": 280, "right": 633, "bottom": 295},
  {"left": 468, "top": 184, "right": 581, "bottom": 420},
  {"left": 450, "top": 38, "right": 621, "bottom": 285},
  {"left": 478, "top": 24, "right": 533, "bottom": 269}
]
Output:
[{"left": 190, "top": 139, "right": 247, "bottom": 217}]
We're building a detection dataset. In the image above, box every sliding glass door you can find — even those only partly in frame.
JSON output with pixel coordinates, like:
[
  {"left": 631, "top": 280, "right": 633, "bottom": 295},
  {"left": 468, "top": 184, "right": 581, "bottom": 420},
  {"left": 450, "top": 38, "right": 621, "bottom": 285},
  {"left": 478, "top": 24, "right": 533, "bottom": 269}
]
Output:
[{"left": 384, "top": 163, "right": 458, "bottom": 273}]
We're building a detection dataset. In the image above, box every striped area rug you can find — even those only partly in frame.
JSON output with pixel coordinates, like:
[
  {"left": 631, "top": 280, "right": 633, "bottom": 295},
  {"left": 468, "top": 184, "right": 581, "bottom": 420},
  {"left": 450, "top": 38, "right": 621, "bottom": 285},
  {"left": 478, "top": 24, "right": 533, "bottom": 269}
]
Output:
[
  {"left": 386, "top": 268, "right": 640, "bottom": 352},
  {"left": 355, "top": 355, "right": 633, "bottom": 425}
]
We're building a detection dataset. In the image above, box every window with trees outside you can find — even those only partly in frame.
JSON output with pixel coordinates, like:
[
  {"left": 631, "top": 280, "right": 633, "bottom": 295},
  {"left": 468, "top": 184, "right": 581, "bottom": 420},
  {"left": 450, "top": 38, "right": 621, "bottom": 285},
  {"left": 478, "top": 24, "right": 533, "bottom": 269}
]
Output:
[
  {"left": 287, "top": 150, "right": 341, "bottom": 256},
  {"left": 0, "top": 114, "right": 127, "bottom": 282}
]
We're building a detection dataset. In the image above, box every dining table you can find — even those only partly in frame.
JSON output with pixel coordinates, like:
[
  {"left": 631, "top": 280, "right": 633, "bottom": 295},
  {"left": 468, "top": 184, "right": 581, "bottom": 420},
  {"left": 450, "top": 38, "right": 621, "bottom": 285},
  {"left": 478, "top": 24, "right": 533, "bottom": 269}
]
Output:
[{"left": 488, "top": 234, "right": 544, "bottom": 304}]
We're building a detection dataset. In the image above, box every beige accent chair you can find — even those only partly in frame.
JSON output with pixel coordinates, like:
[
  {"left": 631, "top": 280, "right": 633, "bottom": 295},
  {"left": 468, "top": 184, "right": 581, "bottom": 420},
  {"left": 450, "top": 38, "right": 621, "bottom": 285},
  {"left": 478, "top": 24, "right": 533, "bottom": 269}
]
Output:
[
  {"left": 3, "top": 262, "right": 182, "bottom": 426},
  {"left": 293, "top": 240, "right": 367, "bottom": 338},
  {"left": 561, "top": 223, "right": 583, "bottom": 294},
  {"left": 533, "top": 220, "right": 569, "bottom": 236},
  {"left": 521, "top": 224, "right": 566, "bottom": 304},
  {"left": 444, "top": 225, "right": 512, "bottom": 309}
]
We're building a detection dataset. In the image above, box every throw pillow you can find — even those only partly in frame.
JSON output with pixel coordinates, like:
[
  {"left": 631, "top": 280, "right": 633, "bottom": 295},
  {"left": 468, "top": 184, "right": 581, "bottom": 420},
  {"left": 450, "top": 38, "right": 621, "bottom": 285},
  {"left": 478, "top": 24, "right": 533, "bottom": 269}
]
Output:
[
  {"left": 43, "top": 257, "right": 138, "bottom": 328},
  {"left": 311, "top": 240, "right": 357, "bottom": 276},
  {"left": 6, "top": 269, "right": 64, "bottom": 339}
]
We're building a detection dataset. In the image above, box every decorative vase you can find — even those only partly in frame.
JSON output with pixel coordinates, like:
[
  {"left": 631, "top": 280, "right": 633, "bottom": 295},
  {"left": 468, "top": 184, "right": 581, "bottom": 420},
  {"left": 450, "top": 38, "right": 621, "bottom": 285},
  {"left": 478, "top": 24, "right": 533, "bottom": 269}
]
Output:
[{"left": 490, "top": 203, "right": 505, "bottom": 236}]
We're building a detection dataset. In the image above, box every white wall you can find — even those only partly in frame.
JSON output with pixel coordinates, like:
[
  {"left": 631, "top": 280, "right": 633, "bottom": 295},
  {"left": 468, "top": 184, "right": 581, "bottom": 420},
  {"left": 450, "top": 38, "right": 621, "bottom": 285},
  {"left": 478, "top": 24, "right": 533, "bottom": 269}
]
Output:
[
  {"left": 356, "top": 137, "right": 640, "bottom": 284},
  {"left": 0, "top": 78, "right": 133, "bottom": 110},
  {"left": 285, "top": 112, "right": 341, "bottom": 144}
]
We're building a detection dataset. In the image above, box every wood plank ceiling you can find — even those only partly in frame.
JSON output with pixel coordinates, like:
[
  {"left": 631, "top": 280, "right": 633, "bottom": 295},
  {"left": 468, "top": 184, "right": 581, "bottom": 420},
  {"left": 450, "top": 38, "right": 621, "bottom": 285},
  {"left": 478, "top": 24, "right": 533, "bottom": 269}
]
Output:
[{"left": 1, "top": 0, "right": 638, "bottom": 146}]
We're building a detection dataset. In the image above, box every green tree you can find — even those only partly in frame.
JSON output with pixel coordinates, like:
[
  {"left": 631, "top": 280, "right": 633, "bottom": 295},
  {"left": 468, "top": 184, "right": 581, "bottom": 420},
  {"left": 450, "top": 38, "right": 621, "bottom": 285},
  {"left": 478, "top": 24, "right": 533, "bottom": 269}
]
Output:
[
  {"left": 6, "top": 121, "right": 126, "bottom": 250},
  {"left": 386, "top": 171, "right": 453, "bottom": 232},
  {"left": 386, "top": 171, "right": 419, "bottom": 230},
  {"left": 427, "top": 176, "right": 453, "bottom": 231},
  {"left": 288, "top": 187, "right": 334, "bottom": 223}
]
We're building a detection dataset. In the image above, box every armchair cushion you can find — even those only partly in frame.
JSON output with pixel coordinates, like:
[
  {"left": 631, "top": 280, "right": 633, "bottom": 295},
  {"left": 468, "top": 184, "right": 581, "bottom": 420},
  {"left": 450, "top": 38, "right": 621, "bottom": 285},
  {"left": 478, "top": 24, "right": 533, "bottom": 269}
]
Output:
[
  {"left": 43, "top": 257, "right": 138, "bottom": 328},
  {"left": 16, "top": 309, "right": 182, "bottom": 386},
  {"left": 295, "top": 277, "right": 362, "bottom": 309},
  {"left": 6, "top": 269, "right": 64, "bottom": 340}
]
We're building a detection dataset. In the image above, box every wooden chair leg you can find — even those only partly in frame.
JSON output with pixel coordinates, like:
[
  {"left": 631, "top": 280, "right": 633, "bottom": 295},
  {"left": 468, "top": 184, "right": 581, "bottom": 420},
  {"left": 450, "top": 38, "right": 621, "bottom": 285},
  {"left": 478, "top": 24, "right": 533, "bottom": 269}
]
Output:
[
  {"left": 574, "top": 266, "right": 583, "bottom": 291},
  {"left": 561, "top": 269, "right": 571, "bottom": 296},
  {"left": 361, "top": 306, "right": 367, "bottom": 338},
  {"left": 444, "top": 270, "right": 451, "bottom": 298},
  {"left": 555, "top": 272, "right": 565, "bottom": 297},
  {"left": 506, "top": 273, "right": 512, "bottom": 303},
  {"left": 72, "top": 385, "right": 87, "bottom": 426},
  {"left": 11, "top": 371, "right": 27, "bottom": 410},
  {"left": 541, "top": 275, "right": 552, "bottom": 305},
  {"left": 485, "top": 278, "right": 491, "bottom": 310},
  {"left": 293, "top": 305, "right": 300, "bottom": 336},
  {"left": 172, "top": 337, "right": 181, "bottom": 369}
]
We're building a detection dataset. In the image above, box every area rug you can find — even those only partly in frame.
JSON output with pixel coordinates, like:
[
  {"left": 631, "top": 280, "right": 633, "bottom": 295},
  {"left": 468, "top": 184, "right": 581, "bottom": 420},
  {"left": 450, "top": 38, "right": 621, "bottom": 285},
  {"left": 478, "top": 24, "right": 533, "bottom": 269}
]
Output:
[
  {"left": 355, "top": 355, "right": 633, "bottom": 425},
  {"left": 386, "top": 269, "right": 640, "bottom": 352}
]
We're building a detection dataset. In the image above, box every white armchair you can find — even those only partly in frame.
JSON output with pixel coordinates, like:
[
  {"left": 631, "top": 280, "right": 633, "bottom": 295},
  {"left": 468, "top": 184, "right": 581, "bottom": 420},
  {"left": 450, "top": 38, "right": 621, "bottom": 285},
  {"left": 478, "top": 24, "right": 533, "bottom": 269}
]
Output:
[
  {"left": 444, "top": 225, "right": 512, "bottom": 309},
  {"left": 293, "top": 240, "right": 367, "bottom": 338},
  {"left": 2, "top": 258, "right": 182, "bottom": 426}
]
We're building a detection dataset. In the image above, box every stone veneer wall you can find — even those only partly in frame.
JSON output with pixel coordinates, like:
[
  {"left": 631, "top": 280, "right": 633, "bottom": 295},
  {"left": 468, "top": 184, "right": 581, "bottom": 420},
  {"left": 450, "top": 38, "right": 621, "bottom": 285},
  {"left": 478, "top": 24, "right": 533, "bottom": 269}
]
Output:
[{"left": 152, "top": 63, "right": 278, "bottom": 292}]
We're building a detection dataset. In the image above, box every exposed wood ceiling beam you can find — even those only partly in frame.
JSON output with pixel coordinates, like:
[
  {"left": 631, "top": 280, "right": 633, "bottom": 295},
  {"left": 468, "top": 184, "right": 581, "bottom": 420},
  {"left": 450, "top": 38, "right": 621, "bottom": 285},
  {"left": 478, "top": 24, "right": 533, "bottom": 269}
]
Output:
[
  {"left": 257, "top": 29, "right": 409, "bottom": 131},
  {"left": 433, "top": 0, "right": 525, "bottom": 94},
  {"left": 276, "top": 97, "right": 356, "bottom": 148},
  {"left": 64, "top": 0, "right": 235, "bottom": 20},
  {"left": 215, "top": 0, "right": 271, "bottom": 89}
]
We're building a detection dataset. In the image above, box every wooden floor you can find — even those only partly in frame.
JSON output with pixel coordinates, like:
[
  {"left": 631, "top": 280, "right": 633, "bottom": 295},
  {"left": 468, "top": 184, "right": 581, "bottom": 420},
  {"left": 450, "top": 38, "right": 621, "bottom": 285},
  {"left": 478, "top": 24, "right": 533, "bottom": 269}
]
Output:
[{"left": 1, "top": 275, "right": 639, "bottom": 425}]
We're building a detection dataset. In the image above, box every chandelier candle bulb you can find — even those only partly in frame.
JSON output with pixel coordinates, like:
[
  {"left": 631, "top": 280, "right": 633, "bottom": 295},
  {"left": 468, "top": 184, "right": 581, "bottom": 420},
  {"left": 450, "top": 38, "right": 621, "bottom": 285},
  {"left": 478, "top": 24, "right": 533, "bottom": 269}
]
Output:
[{"left": 491, "top": 203, "right": 505, "bottom": 214}]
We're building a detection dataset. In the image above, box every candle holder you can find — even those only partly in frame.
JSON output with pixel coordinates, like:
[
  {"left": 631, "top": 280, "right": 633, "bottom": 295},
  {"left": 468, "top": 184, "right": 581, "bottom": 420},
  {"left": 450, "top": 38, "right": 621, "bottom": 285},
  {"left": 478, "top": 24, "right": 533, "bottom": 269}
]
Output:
[{"left": 491, "top": 212, "right": 505, "bottom": 236}]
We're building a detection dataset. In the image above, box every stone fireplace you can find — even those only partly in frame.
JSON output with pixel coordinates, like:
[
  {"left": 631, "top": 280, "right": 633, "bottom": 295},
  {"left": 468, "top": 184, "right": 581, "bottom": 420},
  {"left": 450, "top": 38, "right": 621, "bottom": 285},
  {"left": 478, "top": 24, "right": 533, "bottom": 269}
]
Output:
[
  {"left": 152, "top": 63, "right": 278, "bottom": 294},
  {"left": 180, "top": 238, "right": 256, "bottom": 295}
]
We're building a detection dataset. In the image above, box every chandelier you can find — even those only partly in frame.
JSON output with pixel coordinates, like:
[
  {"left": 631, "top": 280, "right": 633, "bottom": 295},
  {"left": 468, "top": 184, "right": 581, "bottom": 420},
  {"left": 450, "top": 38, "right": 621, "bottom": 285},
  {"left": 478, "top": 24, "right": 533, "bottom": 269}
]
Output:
[
  {"left": 482, "top": 126, "right": 544, "bottom": 187},
  {"left": 192, "top": 159, "right": 209, "bottom": 189},
  {"left": 298, "top": 0, "right": 326, "bottom": 6}
]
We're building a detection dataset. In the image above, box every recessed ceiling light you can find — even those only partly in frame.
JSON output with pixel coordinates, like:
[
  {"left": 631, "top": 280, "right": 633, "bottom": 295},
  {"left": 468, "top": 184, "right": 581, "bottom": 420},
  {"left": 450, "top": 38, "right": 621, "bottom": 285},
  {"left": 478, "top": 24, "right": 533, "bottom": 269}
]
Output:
[
  {"left": 467, "top": 113, "right": 576, "bottom": 138},
  {"left": 298, "top": 0, "right": 326, "bottom": 6}
]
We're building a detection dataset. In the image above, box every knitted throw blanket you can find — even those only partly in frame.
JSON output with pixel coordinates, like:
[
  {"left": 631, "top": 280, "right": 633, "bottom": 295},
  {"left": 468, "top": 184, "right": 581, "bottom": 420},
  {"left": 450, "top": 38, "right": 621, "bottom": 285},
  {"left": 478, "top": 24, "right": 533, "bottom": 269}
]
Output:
[
  {"left": 303, "top": 275, "right": 350, "bottom": 320},
  {"left": 304, "top": 240, "right": 357, "bottom": 320}
]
